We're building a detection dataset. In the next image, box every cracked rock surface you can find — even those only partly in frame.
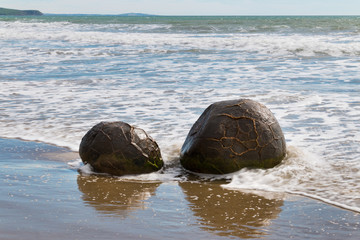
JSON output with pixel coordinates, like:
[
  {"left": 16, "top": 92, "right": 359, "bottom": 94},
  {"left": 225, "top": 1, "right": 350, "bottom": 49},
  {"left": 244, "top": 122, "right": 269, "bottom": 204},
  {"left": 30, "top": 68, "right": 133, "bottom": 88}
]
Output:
[
  {"left": 79, "top": 121, "right": 163, "bottom": 176},
  {"left": 180, "top": 99, "right": 286, "bottom": 174}
]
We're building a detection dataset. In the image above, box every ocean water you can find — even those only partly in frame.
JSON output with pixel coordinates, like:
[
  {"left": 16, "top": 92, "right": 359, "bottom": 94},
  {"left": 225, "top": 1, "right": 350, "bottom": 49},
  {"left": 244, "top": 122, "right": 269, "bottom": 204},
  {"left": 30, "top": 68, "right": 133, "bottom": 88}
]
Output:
[{"left": 0, "top": 15, "right": 359, "bottom": 212}]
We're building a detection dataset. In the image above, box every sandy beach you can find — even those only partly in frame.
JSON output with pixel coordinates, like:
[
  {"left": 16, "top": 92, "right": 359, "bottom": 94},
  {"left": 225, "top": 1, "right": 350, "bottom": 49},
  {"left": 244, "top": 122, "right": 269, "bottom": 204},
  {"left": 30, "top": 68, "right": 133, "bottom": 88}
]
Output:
[{"left": 0, "top": 138, "right": 359, "bottom": 240}]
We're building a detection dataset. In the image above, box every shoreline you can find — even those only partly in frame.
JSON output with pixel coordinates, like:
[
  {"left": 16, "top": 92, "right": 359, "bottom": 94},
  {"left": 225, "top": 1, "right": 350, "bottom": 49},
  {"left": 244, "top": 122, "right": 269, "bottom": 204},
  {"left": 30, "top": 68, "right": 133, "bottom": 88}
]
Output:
[
  {"left": 1, "top": 137, "right": 360, "bottom": 213},
  {"left": 1, "top": 14, "right": 360, "bottom": 239},
  {"left": 0, "top": 137, "right": 359, "bottom": 239}
]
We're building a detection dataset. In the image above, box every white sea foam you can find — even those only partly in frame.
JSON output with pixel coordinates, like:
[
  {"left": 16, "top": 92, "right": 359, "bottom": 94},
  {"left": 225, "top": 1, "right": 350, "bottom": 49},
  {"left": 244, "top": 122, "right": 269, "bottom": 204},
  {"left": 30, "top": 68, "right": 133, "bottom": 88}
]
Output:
[
  {"left": 1, "top": 21, "right": 360, "bottom": 58},
  {"left": 223, "top": 147, "right": 360, "bottom": 212},
  {"left": 79, "top": 163, "right": 95, "bottom": 175}
]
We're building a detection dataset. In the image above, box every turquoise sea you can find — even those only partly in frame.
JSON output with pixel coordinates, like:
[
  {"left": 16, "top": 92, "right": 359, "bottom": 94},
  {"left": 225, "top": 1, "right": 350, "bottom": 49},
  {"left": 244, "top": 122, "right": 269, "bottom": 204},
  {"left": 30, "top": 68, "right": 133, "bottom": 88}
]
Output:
[{"left": 0, "top": 15, "right": 360, "bottom": 238}]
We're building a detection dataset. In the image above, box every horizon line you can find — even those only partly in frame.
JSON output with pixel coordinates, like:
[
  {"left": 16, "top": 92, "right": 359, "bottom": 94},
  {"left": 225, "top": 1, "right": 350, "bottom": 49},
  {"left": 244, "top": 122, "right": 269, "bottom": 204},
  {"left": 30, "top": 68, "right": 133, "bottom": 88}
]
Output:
[{"left": 42, "top": 13, "right": 360, "bottom": 16}]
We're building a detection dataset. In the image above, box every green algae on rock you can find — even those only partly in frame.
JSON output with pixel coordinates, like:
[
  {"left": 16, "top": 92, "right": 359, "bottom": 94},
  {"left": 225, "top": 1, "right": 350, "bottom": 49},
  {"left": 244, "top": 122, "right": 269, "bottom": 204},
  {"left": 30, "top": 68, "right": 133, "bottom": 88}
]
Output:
[
  {"left": 180, "top": 99, "right": 286, "bottom": 174},
  {"left": 79, "top": 121, "right": 163, "bottom": 176}
]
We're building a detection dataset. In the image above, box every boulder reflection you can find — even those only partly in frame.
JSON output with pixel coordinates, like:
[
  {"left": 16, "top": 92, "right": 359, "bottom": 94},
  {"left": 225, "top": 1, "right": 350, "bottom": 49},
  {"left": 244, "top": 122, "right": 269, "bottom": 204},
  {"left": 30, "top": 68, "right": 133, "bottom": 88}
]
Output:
[
  {"left": 77, "top": 175, "right": 160, "bottom": 217},
  {"left": 179, "top": 181, "right": 283, "bottom": 239}
]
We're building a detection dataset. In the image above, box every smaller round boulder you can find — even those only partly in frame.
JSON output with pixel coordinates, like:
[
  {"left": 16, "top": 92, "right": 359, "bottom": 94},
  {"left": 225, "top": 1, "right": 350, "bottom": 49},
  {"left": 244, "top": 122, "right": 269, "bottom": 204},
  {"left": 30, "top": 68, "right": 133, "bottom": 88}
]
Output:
[
  {"left": 180, "top": 99, "right": 286, "bottom": 174},
  {"left": 79, "top": 121, "right": 163, "bottom": 176}
]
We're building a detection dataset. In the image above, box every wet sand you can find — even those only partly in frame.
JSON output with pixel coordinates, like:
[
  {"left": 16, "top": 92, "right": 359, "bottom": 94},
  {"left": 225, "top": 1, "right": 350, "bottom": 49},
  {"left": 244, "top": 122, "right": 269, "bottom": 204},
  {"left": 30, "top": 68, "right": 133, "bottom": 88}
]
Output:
[{"left": 0, "top": 138, "right": 359, "bottom": 239}]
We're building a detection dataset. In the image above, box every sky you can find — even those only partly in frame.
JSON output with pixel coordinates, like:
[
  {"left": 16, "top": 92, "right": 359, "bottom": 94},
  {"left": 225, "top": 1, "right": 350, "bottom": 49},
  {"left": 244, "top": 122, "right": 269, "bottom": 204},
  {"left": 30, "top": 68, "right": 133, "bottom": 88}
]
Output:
[{"left": 1, "top": 0, "right": 360, "bottom": 15}]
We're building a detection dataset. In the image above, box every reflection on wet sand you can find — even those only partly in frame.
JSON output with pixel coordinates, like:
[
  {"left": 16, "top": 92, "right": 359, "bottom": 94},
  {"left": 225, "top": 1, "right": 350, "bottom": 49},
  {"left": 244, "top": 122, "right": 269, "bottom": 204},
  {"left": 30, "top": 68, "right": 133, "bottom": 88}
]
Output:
[
  {"left": 179, "top": 181, "right": 283, "bottom": 239},
  {"left": 77, "top": 175, "right": 160, "bottom": 217},
  {"left": 77, "top": 174, "right": 284, "bottom": 238}
]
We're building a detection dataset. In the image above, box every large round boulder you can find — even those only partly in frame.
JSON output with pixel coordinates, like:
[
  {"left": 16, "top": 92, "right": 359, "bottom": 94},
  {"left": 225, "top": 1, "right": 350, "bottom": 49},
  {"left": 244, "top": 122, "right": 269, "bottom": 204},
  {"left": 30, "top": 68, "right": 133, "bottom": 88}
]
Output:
[
  {"left": 79, "top": 121, "right": 163, "bottom": 176},
  {"left": 180, "top": 99, "right": 286, "bottom": 174}
]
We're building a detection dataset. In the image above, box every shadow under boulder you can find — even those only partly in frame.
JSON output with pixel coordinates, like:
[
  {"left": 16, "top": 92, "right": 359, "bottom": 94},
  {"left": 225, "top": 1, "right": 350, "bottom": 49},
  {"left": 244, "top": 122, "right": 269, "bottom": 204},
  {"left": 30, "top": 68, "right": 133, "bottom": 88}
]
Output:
[
  {"left": 79, "top": 121, "right": 163, "bottom": 176},
  {"left": 180, "top": 99, "right": 286, "bottom": 174}
]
